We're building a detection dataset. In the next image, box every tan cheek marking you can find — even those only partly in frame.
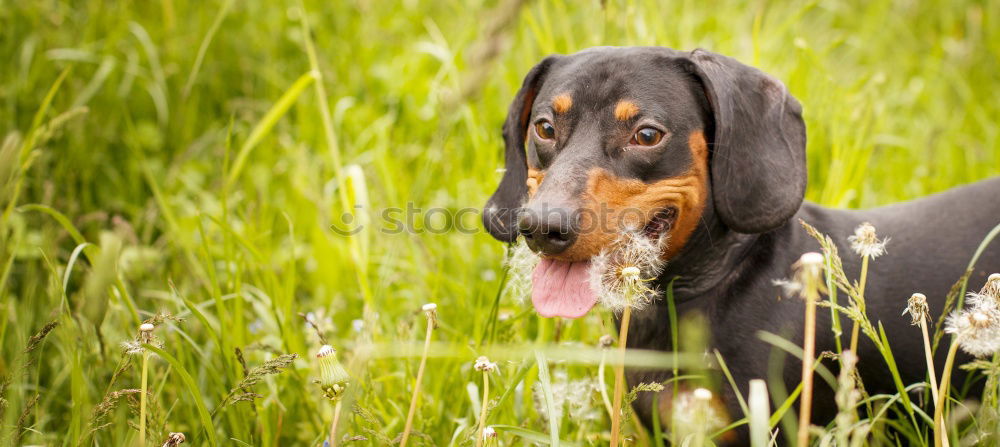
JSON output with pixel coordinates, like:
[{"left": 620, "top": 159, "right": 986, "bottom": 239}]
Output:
[
  {"left": 552, "top": 94, "right": 572, "bottom": 114},
  {"left": 526, "top": 168, "right": 545, "bottom": 197},
  {"left": 550, "top": 131, "right": 710, "bottom": 262},
  {"left": 614, "top": 100, "right": 639, "bottom": 121}
]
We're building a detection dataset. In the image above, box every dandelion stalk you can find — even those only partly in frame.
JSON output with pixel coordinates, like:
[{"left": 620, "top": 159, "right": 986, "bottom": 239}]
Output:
[
  {"left": 597, "top": 335, "right": 614, "bottom": 418},
  {"left": 904, "top": 293, "right": 939, "bottom": 405},
  {"left": 610, "top": 304, "right": 632, "bottom": 447},
  {"left": 588, "top": 230, "right": 666, "bottom": 447},
  {"left": 316, "top": 345, "right": 351, "bottom": 446},
  {"left": 795, "top": 252, "right": 824, "bottom": 447},
  {"left": 400, "top": 303, "right": 437, "bottom": 447},
  {"left": 846, "top": 222, "right": 888, "bottom": 354},
  {"left": 473, "top": 357, "right": 498, "bottom": 447},
  {"left": 475, "top": 370, "right": 490, "bottom": 447},
  {"left": 138, "top": 323, "right": 154, "bottom": 447},
  {"left": 934, "top": 337, "right": 960, "bottom": 447}
]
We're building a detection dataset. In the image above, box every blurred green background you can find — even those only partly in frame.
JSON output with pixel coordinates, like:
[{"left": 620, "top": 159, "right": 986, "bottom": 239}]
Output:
[{"left": 1, "top": 0, "right": 998, "bottom": 445}]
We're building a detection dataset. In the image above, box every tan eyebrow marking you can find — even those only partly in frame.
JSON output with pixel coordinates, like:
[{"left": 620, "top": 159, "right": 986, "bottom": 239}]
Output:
[
  {"left": 614, "top": 100, "right": 639, "bottom": 121},
  {"left": 552, "top": 93, "right": 573, "bottom": 114}
]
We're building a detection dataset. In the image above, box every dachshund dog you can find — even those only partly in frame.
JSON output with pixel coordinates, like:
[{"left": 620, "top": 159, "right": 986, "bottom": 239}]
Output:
[{"left": 482, "top": 46, "right": 1000, "bottom": 443}]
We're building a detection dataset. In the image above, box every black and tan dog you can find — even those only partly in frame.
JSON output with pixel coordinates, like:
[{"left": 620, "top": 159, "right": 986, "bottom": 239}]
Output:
[{"left": 482, "top": 46, "right": 1000, "bottom": 442}]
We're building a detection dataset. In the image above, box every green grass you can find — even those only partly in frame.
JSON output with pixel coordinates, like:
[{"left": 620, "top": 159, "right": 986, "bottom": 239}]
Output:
[{"left": 1, "top": 0, "right": 999, "bottom": 445}]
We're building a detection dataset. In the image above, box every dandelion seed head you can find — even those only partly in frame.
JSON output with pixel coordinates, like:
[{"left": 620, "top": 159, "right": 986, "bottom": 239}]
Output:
[
  {"left": 771, "top": 278, "right": 802, "bottom": 297},
  {"left": 474, "top": 356, "right": 498, "bottom": 373},
  {"left": 121, "top": 340, "right": 143, "bottom": 356},
  {"left": 503, "top": 239, "right": 541, "bottom": 303},
  {"left": 902, "top": 293, "right": 929, "bottom": 325},
  {"left": 587, "top": 230, "right": 666, "bottom": 314},
  {"left": 598, "top": 334, "right": 614, "bottom": 349},
  {"left": 693, "top": 388, "right": 712, "bottom": 401},
  {"left": 790, "top": 252, "right": 825, "bottom": 300},
  {"left": 483, "top": 426, "right": 497, "bottom": 438},
  {"left": 982, "top": 273, "right": 1000, "bottom": 300},
  {"left": 847, "top": 222, "right": 889, "bottom": 258},
  {"left": 945, "top": 308, "right": 1000, "bottom": 357},
  {"left": 315, "top": 345, "right": 350, "bottom": 401}
]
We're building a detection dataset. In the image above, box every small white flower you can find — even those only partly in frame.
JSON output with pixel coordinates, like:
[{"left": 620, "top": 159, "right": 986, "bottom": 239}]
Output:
[
  {"left": 474, "top": 356, "right": 498, "bottom": 373},
  {"left": 847, "top": 222, "right": 889, "bottom": 258},
  {"left": 139, "top": 323, "right": 155, "bottom": 332},
  {"left": 351, "top": 319, "right": 365, "bottom": 333}
]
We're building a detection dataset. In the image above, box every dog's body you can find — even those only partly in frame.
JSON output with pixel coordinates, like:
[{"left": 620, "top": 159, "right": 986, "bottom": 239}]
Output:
[
  {"left": 631, "top": 177, "right": 1000, "bottom": 439},
  {"left": 482, "top": 46, "right": 1000, "bottom": 443}
]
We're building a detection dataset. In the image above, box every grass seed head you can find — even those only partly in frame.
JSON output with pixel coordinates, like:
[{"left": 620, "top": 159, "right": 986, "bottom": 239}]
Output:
[
  {"left": 902, "top": 293, "right": 929, "bottom": 325},
  {"left": 847, "top": 222, "right": 889, "bottom": 259}
]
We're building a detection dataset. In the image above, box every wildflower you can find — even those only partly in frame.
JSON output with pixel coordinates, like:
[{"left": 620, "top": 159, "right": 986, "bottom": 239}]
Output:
[
  {"left": 588, "top": 230, "right": 666, "bottom": 314},
  {"left": 903, "top": 293, "right": 930, "bottom": 325},
  {"left": 316, "top": 345, "right": 351, "bottom": 401},
  {"left": 793, "top": 252, "right": 825, "bottom": 287},
  {"left": 945, "top": 308, "right": 1000, "bottom": 357},
  {"left": 474, "top": 356, "right": 498, "bottom": 373},
  {"left": 483, "top": 426, "right": 497, "bottom": 438},
  {"left": 847, "top": 222, "right": 889, "bottom": 258},
  {"left": 503, "top": 239, "right": 540, "bottom": 302}
]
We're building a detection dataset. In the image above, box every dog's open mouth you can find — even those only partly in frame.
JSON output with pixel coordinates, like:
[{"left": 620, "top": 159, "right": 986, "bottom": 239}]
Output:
[
  {"left": 641, "top": 207, "right": 678, "bottom": 241},
  {"left": 530, "top": 206, "right": 677, "bottom": 319}
]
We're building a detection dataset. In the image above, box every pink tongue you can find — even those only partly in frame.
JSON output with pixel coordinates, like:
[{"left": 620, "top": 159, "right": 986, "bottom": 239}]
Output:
[{"left": 531, "top": 258, "right": 598, "bottom": 319}]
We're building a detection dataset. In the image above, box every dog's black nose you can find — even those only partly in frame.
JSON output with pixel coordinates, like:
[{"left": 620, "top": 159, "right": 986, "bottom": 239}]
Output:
[{"left": 517, "top": 206, "right": 579, "bottom": 255}]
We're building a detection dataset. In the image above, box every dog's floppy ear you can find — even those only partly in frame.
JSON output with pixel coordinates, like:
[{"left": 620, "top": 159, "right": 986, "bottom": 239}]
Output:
[
  {"left": 685, "top": 49, "right": 807, "bottom": 234},
  {"left": 483, "top": 56, "right": 558, "bottom": 242}
]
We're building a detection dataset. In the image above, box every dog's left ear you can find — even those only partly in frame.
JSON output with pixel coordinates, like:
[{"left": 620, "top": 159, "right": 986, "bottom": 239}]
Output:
[
  {"left": 483, "top": 56, "right": 559, "bottom": 242},
  {"left": 685, "top": 49, "right": 807, "bottom": 234}
]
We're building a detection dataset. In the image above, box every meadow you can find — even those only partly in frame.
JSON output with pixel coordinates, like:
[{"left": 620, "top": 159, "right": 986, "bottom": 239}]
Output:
[{"left": 1, "top": 0, "right": 999, "bottom": 445}]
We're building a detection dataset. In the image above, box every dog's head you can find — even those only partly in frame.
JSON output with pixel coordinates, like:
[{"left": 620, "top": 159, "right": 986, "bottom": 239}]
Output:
[{"left": 482, "top": 47, "right": 806, "bottom": 317}]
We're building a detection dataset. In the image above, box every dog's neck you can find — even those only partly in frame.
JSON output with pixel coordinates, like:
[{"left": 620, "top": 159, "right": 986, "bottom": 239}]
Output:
[{"left": 657, "top": 208, "right": 774, "bottom": 302}]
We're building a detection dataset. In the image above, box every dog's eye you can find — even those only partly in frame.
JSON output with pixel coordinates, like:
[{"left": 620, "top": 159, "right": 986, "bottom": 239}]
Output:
[
  {"left": 534, "top": 120, "right": 556, "bottom": 141},
  {"left": 631, "top": 127, "right": 663, "bottom": 146}
]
